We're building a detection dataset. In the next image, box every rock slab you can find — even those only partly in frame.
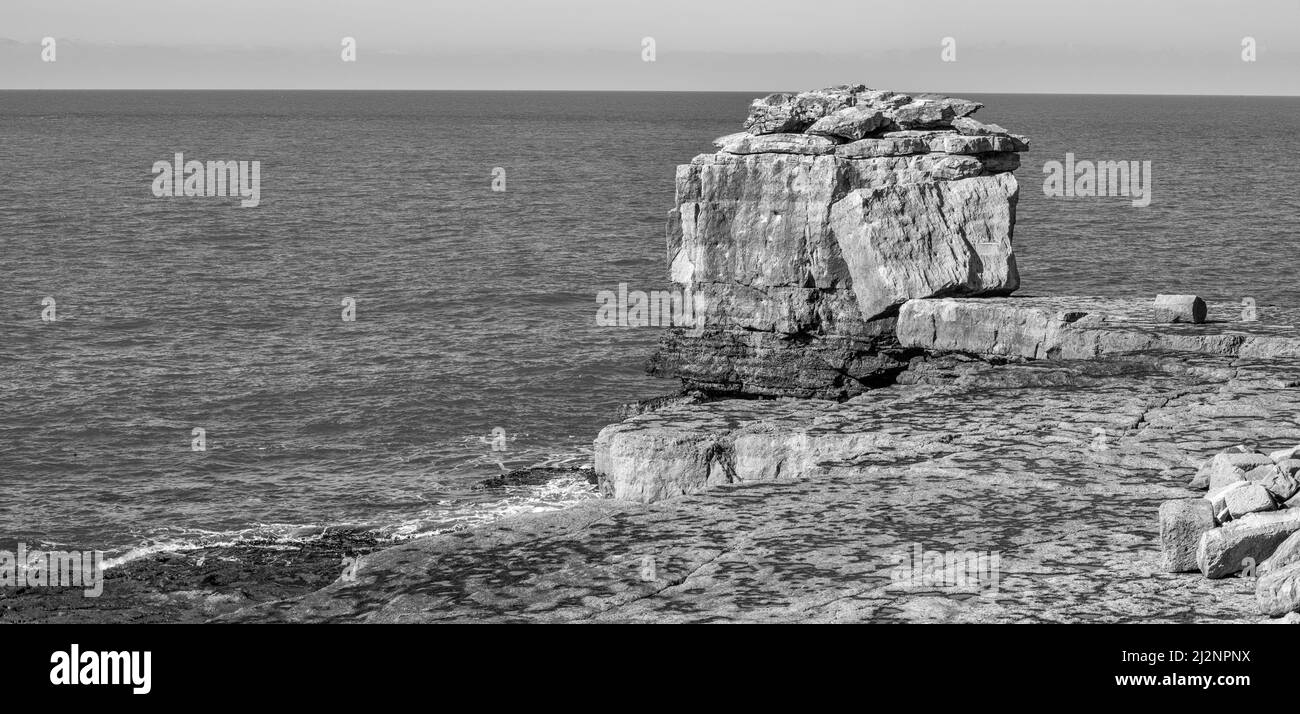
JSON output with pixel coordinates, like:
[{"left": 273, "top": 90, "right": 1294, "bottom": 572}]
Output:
[
  {"left": 829, "top": 174, "right": 1019, "bottom": 322},
  {"left": 897, "top": 296, "right": 1300, "bottom": 362},
  {"left": 1159, "top": 499, "right": 1216, "bottom": 572},
  {"left": 1197, "top": 509, "right": 1300, "bottom": 578}
]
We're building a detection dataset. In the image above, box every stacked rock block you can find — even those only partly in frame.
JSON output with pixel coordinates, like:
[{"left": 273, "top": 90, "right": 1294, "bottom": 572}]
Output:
[
  {"left": 649, "top": 85, "right": 1029, "bottom": 399},
  {"left": 1159, "top": 444, "right": 1300, "bottom": 618}
]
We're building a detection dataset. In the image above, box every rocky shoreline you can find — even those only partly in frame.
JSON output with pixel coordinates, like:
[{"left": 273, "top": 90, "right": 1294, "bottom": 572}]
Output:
[
  {"left": 11, "top": 298, "right": 1300, "bottom": 623},
  {"left": 1, "top": 468, "right": 595, "bottom": 624},
  {"left": 210, "top": 298, "right": 1300, "bottom": 623},
  {"left": 0, "top": 528, "right": 391, "bottom": 624},
  {"left": 11, "top": 86, "right": 1299, "bottom": 624}
]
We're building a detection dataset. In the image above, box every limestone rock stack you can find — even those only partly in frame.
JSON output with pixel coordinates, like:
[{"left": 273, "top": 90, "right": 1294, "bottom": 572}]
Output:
[{"left": 649, "top": 84, "right": 1029, "bottom": 399}]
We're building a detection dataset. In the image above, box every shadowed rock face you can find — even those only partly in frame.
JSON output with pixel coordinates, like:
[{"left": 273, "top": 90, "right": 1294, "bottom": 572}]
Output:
[{"left": 651, "top": 85, "right": 1027, "bottom": 399}]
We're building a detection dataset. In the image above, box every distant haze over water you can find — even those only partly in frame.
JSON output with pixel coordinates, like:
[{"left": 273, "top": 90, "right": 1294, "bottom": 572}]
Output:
[{"left": 3, "top": 0, "right": 1299, "bottom": 93}]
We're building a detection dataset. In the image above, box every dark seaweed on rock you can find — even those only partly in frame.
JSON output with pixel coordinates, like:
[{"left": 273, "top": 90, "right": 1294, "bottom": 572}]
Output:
[{"left": 473, "top": 465, "right": 599, "bottom": 490}]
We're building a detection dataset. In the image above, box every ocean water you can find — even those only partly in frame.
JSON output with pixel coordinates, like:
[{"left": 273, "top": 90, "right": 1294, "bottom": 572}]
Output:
[{"left": 2, "top": 91, "right": 1298, "bottom": 558}]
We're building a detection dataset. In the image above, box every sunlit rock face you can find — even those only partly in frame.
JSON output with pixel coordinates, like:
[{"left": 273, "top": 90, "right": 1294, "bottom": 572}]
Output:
[{"left": 651, "top": 85, "right": 1028, "bottom": 399}]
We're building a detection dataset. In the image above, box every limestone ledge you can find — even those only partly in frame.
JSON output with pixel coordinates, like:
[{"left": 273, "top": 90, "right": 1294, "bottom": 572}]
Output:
[
  {"left": 226, "top": 338, "right": 1300, "bottom": 623},
  {"left": 713, "top": 131, "right": 1026, "bottom": 161},
  {"left": 610, "top": 298, "right": 1300, "bottom": 500},
  {"left": 898, "top": 296, "right": 1300, "bottom": 361}
]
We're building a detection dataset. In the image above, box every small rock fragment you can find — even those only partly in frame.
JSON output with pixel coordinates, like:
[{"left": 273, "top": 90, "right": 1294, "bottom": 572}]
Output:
[
  {"left": 951, "top": 116, "right": 1009, "bottom": 136},
  {"left": 806, "top": 106, "right": 891, "bottom": 141},
  {"left": 713, "top": 132, "right": 837, "bottom": 156},
  {"left": 1269, "top": 445, "right": 1300, "bottom": 463},
  {"left": 1225, "top": 483, "right": 1277, "bottom": 519},
  {"left": 1153, "top": 294, "right": 1207, "bottom": 324},
  {"left": 854, "top": 88, "right": 911, "bottom": 110},
  {"left": 1258, "top": 461, "right": 1300, "bottom": 502},
  {"left": 1203, "top": 450, "right": 1273, "bottom": 492},
  {"left": 1261, "top": 530, "right": 1300, "bottom": 574},
  {"left": 931, "top": 133, "right": 1017, "bottom": 155},
  {"left": 887, "top": 97, "right": 982, "bottom": 129},
  {"left": 1263, "top": 611, "right": 1300, "bottom": 623},
  {"left": 1205, "top": 480, "right": 1248, "bottom": 523},
  {"left": 1189, "top": 445, "right": 1254, "bottom": 488},
  {"left": 1256, "top": 561, "right": 1300, "bottom": 616},
  {"left": 835, "top": 136, "right": 927, "bottom": 158},
  {"left": 741, "top": 85, "right": 865, "bottom": 134},
  {"left": 1244, "top": 463, "right": 1281, "bottom": 482}
]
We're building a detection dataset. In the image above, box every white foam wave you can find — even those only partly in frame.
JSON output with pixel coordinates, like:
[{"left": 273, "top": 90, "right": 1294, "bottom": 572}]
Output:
[{"left": 104, "top": 462, "right": 599, "bottom": 569}]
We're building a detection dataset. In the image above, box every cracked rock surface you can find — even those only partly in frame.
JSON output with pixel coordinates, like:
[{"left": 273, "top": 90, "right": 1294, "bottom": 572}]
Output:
[{"left": 224, "top": 327, "right": 1300, "bottom": 622}]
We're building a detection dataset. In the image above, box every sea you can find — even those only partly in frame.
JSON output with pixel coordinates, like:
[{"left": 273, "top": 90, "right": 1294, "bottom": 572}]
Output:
[{"left": 2, "top": 90, "right": 1298, "bottom": 562}]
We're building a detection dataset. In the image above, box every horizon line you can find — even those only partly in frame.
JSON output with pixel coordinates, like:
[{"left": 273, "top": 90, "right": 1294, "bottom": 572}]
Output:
[{"left": 3, "top": 88, "right": 1298, "bottom": 98}]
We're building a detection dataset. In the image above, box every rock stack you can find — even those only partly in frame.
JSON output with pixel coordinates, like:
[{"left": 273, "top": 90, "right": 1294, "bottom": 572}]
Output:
[
  {"left": 649, "top": 84, "right": 1029, "bottom": 399},
  {"left": 1160, "top": 444, "right": 1300, "bottom": 618}
]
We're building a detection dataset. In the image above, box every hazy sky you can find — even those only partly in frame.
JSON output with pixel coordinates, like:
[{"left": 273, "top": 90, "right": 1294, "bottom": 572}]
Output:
[{"left": 2, "top": 0, "right": 1298, "bottom": 93}]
